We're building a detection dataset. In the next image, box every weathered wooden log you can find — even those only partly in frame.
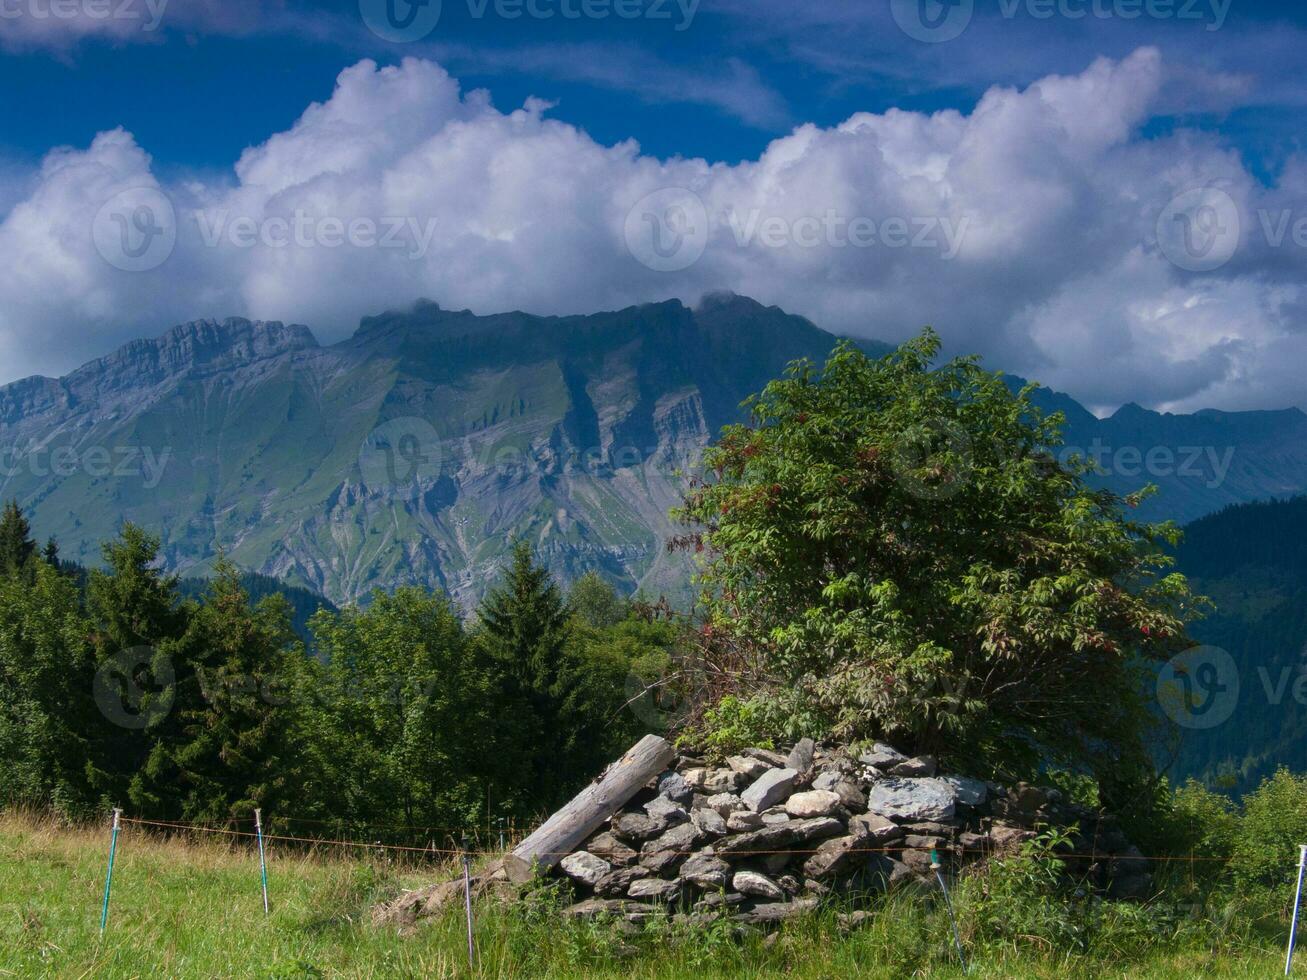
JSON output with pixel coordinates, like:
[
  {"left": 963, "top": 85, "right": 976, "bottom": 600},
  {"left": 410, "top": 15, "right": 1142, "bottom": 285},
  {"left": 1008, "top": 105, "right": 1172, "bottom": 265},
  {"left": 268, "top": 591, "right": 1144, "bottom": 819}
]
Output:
[{"left": 504, "top": 734, "right": 675, "bottom": 882}]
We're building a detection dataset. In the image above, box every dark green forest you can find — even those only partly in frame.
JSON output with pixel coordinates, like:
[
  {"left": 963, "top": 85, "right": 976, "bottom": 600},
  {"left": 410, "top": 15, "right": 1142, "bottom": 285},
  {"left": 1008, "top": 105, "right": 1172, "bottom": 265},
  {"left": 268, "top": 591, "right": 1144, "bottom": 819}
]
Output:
[
  {"left": 1169, "top": 495, "right": 1307, "bottom": 792},
  {"left": 0, "top": 499, "right": 676, "bottom": 840}
]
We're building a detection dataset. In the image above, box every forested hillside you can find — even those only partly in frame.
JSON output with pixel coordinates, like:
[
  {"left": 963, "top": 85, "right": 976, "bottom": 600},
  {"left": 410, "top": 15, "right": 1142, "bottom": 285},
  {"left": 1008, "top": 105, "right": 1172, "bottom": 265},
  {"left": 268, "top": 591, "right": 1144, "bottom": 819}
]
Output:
[{"left": 1169, "top": 496, "right": 1307, "bottom": 791}]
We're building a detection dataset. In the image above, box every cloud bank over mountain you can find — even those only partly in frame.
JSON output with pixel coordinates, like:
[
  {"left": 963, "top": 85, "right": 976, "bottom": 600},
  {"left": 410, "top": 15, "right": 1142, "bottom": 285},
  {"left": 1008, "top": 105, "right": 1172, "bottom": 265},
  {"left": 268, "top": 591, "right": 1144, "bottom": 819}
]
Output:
[{"left": 1, "top": 48, "right": 1304, "bottom": 413}]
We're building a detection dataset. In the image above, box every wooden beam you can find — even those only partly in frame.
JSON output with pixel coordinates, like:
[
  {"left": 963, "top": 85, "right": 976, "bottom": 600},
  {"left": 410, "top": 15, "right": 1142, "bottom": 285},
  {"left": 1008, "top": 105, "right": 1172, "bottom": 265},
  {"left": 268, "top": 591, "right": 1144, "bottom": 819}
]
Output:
[{"left": 503, "top": 734, "right": 675, "bottom": 882}]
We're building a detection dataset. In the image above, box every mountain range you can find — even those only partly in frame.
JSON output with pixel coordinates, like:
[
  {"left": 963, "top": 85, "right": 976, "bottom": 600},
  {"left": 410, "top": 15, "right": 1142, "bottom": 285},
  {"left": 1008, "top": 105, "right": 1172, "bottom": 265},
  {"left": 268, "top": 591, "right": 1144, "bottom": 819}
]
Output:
[{"left": 3, "top": 293, "right": 1306, "bottom": 608}]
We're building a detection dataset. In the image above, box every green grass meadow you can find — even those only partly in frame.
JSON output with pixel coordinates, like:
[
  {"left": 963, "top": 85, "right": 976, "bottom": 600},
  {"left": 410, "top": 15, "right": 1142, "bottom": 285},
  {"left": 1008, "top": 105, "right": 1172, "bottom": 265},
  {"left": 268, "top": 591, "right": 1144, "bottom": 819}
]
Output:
[{"left": 0, "top": 812, "right": 1289, "bottom": 978}]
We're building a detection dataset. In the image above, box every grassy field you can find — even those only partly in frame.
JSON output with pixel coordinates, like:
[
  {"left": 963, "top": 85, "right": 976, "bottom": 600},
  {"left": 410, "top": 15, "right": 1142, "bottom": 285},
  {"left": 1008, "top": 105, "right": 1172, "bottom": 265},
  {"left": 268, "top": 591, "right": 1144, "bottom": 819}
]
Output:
[{"left": 0, "top": 812, "right": 1289, "bottom": 978}]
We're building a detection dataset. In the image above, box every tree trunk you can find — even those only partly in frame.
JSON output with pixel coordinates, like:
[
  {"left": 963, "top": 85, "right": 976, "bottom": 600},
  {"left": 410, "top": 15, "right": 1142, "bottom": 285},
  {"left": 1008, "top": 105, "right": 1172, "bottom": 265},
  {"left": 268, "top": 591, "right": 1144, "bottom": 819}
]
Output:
[{"left": 503, "top": 734, "right": 674, "bottom": 882}]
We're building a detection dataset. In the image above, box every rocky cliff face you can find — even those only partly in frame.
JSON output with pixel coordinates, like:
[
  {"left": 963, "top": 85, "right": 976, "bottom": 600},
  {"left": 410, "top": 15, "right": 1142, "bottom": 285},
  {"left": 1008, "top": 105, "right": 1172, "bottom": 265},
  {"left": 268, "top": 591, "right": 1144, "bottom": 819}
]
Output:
[
  {"left": 2, "top": 295, "right": 1304, "bottom": 606},
  {"left": 0, "top": 296, "right": 838, "bottom": 606}
]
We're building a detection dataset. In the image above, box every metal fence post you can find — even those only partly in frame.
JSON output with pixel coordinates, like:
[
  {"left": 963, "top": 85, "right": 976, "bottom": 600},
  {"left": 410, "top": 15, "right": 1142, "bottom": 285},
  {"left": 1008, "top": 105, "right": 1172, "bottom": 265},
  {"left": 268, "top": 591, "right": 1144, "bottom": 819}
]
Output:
[
  {"left": 255, "top": 808, "right": 270, "bottom": 915},
  {"left": 99, "top": 808, "right": 122, "bottom": 935},
  {"left": 1286, "top": 844, "right": 1307, "bottom": 975},
  {"left": 931, "top": 849, "right": 967, "bottom": 974},
  {"left": 462, "top": 834, "right": 476, "bottom": 972}
]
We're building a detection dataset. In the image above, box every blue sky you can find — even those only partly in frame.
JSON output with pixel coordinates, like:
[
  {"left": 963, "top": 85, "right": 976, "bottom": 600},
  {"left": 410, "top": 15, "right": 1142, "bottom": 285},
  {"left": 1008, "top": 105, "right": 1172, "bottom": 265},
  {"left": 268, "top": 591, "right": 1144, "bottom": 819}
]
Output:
[
  {"left": 2, "top": 0, "right": 1307, "bottom": 412},
  {"left": 5, "top": 0, "right": 1304, "bottom": 171}
]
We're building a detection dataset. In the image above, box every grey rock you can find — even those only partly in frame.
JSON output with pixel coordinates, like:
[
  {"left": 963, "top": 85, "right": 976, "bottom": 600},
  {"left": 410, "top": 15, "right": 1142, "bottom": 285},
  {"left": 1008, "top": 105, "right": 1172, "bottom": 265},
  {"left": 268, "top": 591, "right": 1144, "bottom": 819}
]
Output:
[
  {"left": 692, "top": 808, "right": 728, "bottom": 838},
  {"left": 726, "top": 810, "right": 764, "bottom": 832},
  {"left": 804, "top": 833, "right": 872, "bottom": 880},
  {"left": 564, "top": 898, "right": 642, "bottom": 919},
  {"left": 594, "top": 866, "right": 651, "bottom": 897},
  {"left": 611, "top": 812, "right": 664, "bottom": 842},
  {"left": 657, "top": 771, "right": 693, "bottom": 805},
  {"left": 812, "top": 771, "right": 867, "bottom": 810},
  {"left": 716, "top": 817, "right": 844, "bottom": 858},
  {"left": 684, "top": 768, "right": 745, "bottom": 795},
  {"left": 784, "top": 790, "right": 843, "bottom": 819},
  {"left": 639, "top": 822, "right": 703, "bottom": 874},
  {"left": 696, "top": 891, "right": 747, "bottom": 910},
  {"left": 777, "top": 874, "right": 801, "bottom": 895},
  {"left": 786, "top": 738, "right": 816, "bottom": 773},
  {"left": 742, "top": 768, "right": 798, "bottom": 811},
  {"left": 732, "top": 870, "right": 785, "bottom": 900},
  {"left": 585, "top": 831, "right": 637, "bottom": 867},
  {"left": 680, "top": 852, "right": 732, "bottom": 890},
  {"left": 904, "top": 834, "right": 945, "bottom": 851},
  {"left": 726, "top": 755, "right": 772, "bottom": 779},
  {"left": 645, "top": 795, "right": 689, "bottom": 826},
  {"left": 705, "top": 793, "right": 746, "bottom": 816},
  {"left": 742, "top": 747, "right": 789, "bottom": 767},
  {"left": 760, "top": 807, "right": 793, "bottom": 826},
  {"left": 628, "top": 878, "right": 683, "bottom": 902},
  {"left": 839, "top": 910, "right": 875, "bottom": 931},
  {"left": 715, "top": 822, "right": 803, "bottom": 858},
  {"left": 791, "top": 816, "right": 846, "bottom": 843},
  {"left": 866, "top": 777, "right": 957, "bottom": 822},
  {"left": 560, "top": 851, "right": 611, "bottom": 887},
  {"left": 943, "top": 775, "right": 988, "bottom": 806},
  {"left": 731, "top": 898, "right": 817, "bottom": 926},
  {"left": 859, "top": 742, "right": 908, "bottom": 769},
  {"left": 889, "top": 755, "right": 937, "bottom": 778}
]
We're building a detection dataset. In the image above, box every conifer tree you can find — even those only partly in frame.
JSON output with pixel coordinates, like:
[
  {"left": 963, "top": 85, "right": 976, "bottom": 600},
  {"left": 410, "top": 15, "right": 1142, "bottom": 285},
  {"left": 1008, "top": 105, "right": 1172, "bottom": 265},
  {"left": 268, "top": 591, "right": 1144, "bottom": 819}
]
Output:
[
  {"left": 152, "top": 560, "right": 301, "bottom": 823},
  {"left": 85, "top": 523, "right": 190, "bottom": 803},
  {"left": 0, "top": 500, "right": 37, "bottom": 580}
]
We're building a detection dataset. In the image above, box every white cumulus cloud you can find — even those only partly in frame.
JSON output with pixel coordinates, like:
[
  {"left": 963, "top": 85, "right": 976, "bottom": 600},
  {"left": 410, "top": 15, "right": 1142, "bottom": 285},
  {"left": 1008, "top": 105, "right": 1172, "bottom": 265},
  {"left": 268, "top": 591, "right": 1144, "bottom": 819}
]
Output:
[{"left": 0, "top": 48, "right": 1304, "bottom": 413}]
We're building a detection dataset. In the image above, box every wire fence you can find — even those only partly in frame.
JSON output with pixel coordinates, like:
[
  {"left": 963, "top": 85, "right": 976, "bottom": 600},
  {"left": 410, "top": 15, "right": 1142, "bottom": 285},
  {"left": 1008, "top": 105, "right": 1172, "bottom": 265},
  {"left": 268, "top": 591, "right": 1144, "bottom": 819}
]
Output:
[{"left": 90, "top": 808, "right": 1296, "bottom": 974}]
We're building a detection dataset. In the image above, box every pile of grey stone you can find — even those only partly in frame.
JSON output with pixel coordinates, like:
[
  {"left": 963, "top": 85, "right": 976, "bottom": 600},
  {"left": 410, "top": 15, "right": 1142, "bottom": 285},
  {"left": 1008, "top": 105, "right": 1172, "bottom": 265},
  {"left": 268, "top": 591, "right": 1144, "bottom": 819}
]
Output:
[
  {"left": 551, "top": 739, "right": 1149, "bottom": 927},
  {"left": 376, "top": 738, "right": 1149, "bottom": 931}
]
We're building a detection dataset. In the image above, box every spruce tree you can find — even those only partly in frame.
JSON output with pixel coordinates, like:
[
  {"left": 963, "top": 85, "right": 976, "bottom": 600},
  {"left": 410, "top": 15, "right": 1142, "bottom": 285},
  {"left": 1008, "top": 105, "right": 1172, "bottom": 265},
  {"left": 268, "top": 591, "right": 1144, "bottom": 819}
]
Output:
[
  {"left": 154, "top": 560, "right": 300, "bottom": 823},
  {"left": 0, "top": 500, "right": 36, "bottom": 580},
  {"left": 86, "top": 523, "right": 189, "bottom": 804},
  {"left": 477, "top": 543, "right": 599, "bottom": 809}
]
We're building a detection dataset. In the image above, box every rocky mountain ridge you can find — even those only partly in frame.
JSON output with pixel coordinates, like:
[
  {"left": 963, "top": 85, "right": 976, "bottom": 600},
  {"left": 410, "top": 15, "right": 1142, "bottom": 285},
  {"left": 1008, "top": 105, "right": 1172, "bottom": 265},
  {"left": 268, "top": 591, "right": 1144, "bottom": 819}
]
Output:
[{"left": 2, "top": 295, "right": 1305, "bottom": 606}]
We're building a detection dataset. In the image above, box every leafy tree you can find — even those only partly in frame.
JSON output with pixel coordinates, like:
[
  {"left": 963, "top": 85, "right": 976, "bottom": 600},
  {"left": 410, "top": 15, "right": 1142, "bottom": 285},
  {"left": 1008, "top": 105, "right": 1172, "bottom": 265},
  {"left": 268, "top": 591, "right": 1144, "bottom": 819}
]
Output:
[
  {"left": 0, "top": 500, "right": 37, "bottom": 581},
  {"left": 676, "top": 331, "right": 1203, "bottom": 800},
  {"left": 569, "top": 572, "right": 627, "bottom": 629},
  {"left": 302, "top": 587, "right": 498, "bottom": 831}
]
